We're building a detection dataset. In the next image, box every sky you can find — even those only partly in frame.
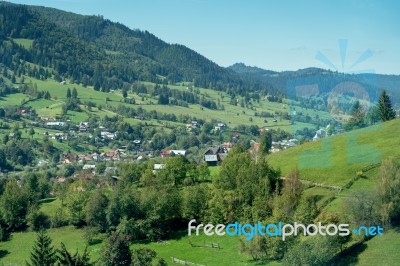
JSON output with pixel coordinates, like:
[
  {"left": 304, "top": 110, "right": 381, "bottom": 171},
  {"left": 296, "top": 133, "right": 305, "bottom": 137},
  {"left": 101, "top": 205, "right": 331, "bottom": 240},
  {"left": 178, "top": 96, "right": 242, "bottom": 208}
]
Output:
[{"left": 7, "top": 0, "right": 400, "bottom": 74}]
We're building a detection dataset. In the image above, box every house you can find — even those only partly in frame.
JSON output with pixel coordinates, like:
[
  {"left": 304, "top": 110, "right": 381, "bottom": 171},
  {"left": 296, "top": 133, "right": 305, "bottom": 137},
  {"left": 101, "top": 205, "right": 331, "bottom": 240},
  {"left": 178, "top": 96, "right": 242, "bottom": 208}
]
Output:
[
  {"left": 204, "top": 146, "right": 227, "bottom": 166},
  {"left": 61, "top": 153, "right": 78, "bottom": 164},
  {"left": 101, "top": 150, "right": 121, "bottom": 161},
  {"left": 214, "top": 123, "right": 226, "bottom": 131},
  {"left": 222, "top": 142, "right": 233, "bottom": 151},
  {"left": 79, "top": 122, "right": 89, "bottom": 132},
  {"left": 83, "top": 164, "right": 96, "bottom": 170},
  {"left": 101, "top": 131, "right": 117, "bottom": 140},
  {"left": 161, "top": 150, "right": 187, "bottom": 158},
  {"left": 171, "top": 150, "right": 186, "bottom": 156},
  {"left": 313, "top": 128, "right": 327, "bottom": 141},
  {"left": 316, "top": 128, "right": 327, "bottom": 137},
  {"left": 52, "top": 133, "right": 69, "bottom": 142},
  {"left": 186, "top": 121, "right": 199, "bottom": 131},
  {"left": 186, "top": 124, "right": 195, "bottom": 131},
  {"left": 153, "top": 164, "right": 166, "bottom": 174},
  {"left": 161, "top": 150, "right": 171, "bottom": 158},
  {"left": 204, "top": 154, "right": 218, "bottom": 166},
  {"left": 232, "top": 133, "right": 240, "bottom": 139},
  {"left": 46, "top": 121, "right": 65, "bottom": 127}
]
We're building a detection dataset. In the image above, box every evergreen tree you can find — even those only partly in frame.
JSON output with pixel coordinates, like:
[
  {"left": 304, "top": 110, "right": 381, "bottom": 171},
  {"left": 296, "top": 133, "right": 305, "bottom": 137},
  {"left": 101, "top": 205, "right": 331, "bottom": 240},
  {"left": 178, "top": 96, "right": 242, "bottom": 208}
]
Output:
[
  {"left": 346, "top": 100, "right": 365, "bottom": 130},
  {"left": 66, "top": 88, "right": 71, "bottom": 98},
  {"left": 122, "top": 89, "right": 128, "bottom": 99},
  {"left": 259, "top": 130, "right": 272, "bottom": 155},
  {"left": 27, "top": 229, "right": 57, "bottom": 266},
  {"left": 29, "top": 127, "right": 35, "bottom": 138},
  {"left": 379, "top": 90, "right": 396, "bottom": 121},
  {"left": 57, "top": 242, "right": 92, "bottom": 266},
  {"left": 100, "top": 232, "right": 132, "bottom": 266},
  {"left": 72, "top": 88, "right": 78, "bottom": 99}
]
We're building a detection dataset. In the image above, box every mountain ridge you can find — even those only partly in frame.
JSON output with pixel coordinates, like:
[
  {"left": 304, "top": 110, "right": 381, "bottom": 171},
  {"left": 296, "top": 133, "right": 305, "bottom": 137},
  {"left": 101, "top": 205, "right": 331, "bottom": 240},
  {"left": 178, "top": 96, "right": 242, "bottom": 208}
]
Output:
[{"left": 0, "top": 1, "right": 399, "bottom": 106}]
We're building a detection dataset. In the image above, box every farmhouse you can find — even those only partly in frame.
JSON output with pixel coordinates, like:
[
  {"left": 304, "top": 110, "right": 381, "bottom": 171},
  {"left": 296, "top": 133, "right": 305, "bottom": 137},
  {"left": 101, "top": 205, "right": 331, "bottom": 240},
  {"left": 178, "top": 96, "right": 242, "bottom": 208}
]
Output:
[
  {"left": 61, "top": 153, "right": 78, "bottom": 164},
  {"left": 214, "top": 122, "right": 226, "bottom": 131},
  {"left": 204, "top": 146, "right": 227, "bottom": 166},
  {"left": 313, "top": 128, "right": 327, "bottom": 141},
  {"left": 153, "top": 163, "right": 166, "bottom": 174},
  {"left": 79, "top": 122, "right": 89, "bottom": 132},
  {"left": 83, "top": 164, "right": 96, "bottom": 170},
  {"left": 46, "top": 121, "right": 65, "bottom": 127},
  {"left": 161, "top": 149, "right": 187, "bottom": 158},
  {"left": 101, "top": 131, "right": 117, "bottom": 140},
  {"left": 100, "top": 150, "right": 121, "bottom": 161}
]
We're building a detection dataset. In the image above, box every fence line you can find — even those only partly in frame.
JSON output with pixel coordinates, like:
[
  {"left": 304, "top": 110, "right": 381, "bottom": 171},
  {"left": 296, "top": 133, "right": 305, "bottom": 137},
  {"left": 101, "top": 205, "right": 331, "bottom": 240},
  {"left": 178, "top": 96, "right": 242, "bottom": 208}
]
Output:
[{"left": 171, "top": 257, "right": 206, "bottom": 266}]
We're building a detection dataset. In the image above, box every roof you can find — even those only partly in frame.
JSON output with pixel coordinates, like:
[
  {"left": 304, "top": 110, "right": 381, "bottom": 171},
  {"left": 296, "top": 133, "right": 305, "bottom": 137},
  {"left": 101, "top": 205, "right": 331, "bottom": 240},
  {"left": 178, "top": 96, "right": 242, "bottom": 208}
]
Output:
[
  {"left": 171, "top": 150, "right": 186, "bottom": 156},
  {"left": 154, "top": 164, "right": 165, "bottom": 170},
  {"left": 205, "top": 147, "right": 220, "bottom": 155},
  {"left": 83, "top": 164, "right": 96, "bottom": 170},
  {"left": 205, "top": 155, "right": 218, "bottom": 162}
]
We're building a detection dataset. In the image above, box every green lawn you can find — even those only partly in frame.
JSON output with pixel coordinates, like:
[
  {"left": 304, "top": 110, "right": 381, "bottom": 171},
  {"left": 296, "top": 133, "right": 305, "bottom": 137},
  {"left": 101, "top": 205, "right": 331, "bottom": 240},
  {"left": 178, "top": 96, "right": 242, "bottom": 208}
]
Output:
[
  {"left": 0, "top": 93, "right": 28, "bottom": 106},
  {"left": 0, "top": 226, "right": 104, "bottom": 265},
  {"left": 134, "top": 231, "right": 280, "bottom": 266},
  {"left": 268, "top": 119, "right": 400, "bottom": 186},
  {"left": 12, "top": 38, "right": 34, "bottom": 49},
  {"left": 25, "top": 76, "right": 323, "bottom": 129},
  {"left": 338, "top": 230, "right": 400, "bottom": 266}
]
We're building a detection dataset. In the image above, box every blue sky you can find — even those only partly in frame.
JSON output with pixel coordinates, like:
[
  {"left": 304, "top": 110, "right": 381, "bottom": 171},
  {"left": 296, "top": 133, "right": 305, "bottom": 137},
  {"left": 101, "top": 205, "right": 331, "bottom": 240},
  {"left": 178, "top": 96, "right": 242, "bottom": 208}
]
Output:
[{"left": 8, "top": 0, "right": 400, "bottom": 74}]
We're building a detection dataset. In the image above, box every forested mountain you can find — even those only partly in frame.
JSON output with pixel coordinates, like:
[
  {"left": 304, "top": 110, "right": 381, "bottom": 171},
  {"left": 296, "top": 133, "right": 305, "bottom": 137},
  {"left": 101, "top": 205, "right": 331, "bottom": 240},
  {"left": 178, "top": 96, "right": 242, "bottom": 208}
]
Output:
[
  {"left": 0, "top": 1, "right": 269, "bottom": 95},
  {"left": 229, "top": 63, "right": 400, "bottom": 106},
  {"left": 1, "top": 1, "right": 399, "bottom": 104}
]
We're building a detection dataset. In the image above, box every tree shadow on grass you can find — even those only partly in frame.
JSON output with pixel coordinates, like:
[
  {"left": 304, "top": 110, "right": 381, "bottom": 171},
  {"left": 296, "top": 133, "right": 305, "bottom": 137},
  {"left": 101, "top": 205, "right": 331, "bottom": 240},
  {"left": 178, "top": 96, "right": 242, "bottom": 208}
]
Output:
[
  {"left": 38, "top": 197, "right": 56, "bottom": 205},
  {"left": 333, "top": 242, "right": 368, "bottom": 266},
  {"left": 0, "top": 249, "right": 10, "bottom": 258}
]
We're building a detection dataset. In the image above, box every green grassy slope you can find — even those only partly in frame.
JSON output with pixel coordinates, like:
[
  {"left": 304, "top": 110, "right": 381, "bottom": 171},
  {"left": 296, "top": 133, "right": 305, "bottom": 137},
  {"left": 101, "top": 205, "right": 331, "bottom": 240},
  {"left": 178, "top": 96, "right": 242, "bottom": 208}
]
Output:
[
  {"left": 7, "top": 75, "right": 329, "bottom": 131},
  {"left": 268, "top": 119, "right": 400, "bottom": 186},
  {"left": 0, "top": 226, "right": 104, "bottom": 264}
]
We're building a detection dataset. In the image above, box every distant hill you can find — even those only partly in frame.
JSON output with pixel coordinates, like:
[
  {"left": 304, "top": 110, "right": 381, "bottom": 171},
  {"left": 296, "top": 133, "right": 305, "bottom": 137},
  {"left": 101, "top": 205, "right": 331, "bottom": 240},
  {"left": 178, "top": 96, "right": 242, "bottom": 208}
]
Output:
[
  {"left": 229, "top": 63, "right": 400, "bottom": 107},
  {"left": 1, "top": 1, "right": 399, "bottom": 105},
  {"left": 0, "top": 1, "right": 263, "bottom": 95}
]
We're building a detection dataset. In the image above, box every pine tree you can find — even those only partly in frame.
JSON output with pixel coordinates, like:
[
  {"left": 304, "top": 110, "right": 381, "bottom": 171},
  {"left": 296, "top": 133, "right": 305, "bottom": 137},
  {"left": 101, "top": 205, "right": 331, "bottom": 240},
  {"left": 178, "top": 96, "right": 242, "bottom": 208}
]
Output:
[
  {"left": 27, "top": 229, "right": 57, "bottom": 266},
  {"left": 379, "top": 90, "right": 396, "bottom": 121},
  {"left": 122, "top": 89, "right": 128, "bottom": 98},
  {"left": 57, "top": 242, "right": 92, "bottom": 266},
  {"left": 66, "top": 88, "right": 71, "bottom": 98},
  {"left": 72, "top": 88, "right": 78, "bottom": 99},
  {"left": 259, "top": 130, "right": 272, "bottom": 155},
  {"left": 100, "top": 232, "right": 132, "bottom": 266},
  {"left": 346, "top": 100, "right": 365, "bottom": 129}
]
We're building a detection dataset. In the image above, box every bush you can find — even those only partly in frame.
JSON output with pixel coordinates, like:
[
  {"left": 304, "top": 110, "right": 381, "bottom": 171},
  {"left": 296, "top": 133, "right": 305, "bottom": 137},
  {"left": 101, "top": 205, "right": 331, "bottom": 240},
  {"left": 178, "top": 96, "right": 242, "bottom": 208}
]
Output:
[
  {"left": 50, "top": 208, "right": 68, "bottom": 228},
  {"left": 27, "top": 210, "right": 50, "bottom": 231}
]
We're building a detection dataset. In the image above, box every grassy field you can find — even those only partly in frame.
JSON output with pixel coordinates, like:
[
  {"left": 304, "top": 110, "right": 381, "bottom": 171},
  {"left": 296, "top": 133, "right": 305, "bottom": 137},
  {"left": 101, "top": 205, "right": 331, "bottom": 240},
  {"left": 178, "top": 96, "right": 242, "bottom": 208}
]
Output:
[
  {"left": 0, "top": 93, "right": 28, "bottom": 106},
  {"left": 267, "top": 119, "right": 400, "bottom": 186},
  {"left": 135, "top": 232, "right": 281, "bottom": 266},
  {"left": 12, "top": 38, "right": 34, "bottom": 49},
  {"left": 15, "top": 76, "right": 329, "bottom": 130},
  {"left": 338, "top": 230, "right": 400, "bottom": 266},
  {"left": 0, "top": 74, "right": 335, "bottom": 136},
  {"left": 1, "top": 196, "right": 271, "bottom": 266},
  {"left": 0, "top": 226, "right": 104, "bottom": 265}
]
